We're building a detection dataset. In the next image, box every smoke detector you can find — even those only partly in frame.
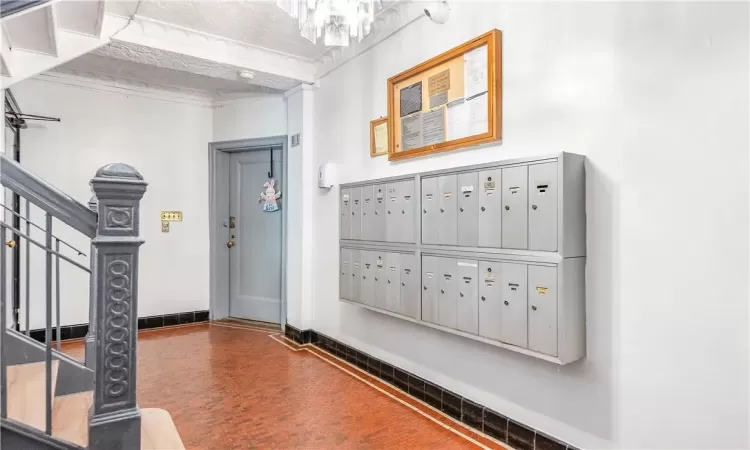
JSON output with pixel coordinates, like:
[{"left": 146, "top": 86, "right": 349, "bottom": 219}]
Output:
[{"left": 238, "top": 70, "right": 255, "bottom": 80}]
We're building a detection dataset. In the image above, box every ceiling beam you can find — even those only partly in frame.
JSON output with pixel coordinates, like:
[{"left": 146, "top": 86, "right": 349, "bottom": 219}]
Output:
[{"left": 110, "top": 15, "right": 317, "bottom": 86}]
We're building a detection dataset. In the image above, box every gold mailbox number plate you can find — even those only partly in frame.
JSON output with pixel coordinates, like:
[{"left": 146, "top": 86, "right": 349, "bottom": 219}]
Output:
[{"left": 161, "top": 211, "right": 183, "bottom": 221}]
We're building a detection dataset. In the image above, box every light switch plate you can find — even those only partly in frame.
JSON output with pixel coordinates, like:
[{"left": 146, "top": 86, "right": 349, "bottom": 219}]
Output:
[
  {"left": 161, "top": 221, "right": 170, "bottom": 232},
  {"left": 291, "top": 133, "right": 301, "bottom": 147},
  {"left": 161, "top": 211, "right": 183, "bottom": 221}
]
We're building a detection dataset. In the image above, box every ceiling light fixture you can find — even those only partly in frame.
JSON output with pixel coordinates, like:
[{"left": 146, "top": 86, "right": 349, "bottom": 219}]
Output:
[{"left": 276, "top": 0, "right": 382, "bottom": 47}]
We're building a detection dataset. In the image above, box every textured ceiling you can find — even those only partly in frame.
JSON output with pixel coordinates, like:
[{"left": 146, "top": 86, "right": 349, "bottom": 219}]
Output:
[
  {"left": 135, "top": 0, "right": 327, "bottom": 60},
  {"left": 63, "top": 0, "right": 406, "bottom": 98},
  {"left": 93, "top": 40, "right": 299, "bottom": 90},
  {"left": 53, "top": 51, "right": 284, "bottom": 97}
]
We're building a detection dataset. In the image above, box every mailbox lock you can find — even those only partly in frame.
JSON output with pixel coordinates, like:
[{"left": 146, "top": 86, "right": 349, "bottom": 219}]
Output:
[
  {"left": 460, "top": 207, "right": 464, "bottom": 212},
  {"left": 363, "top": 212, "right": 367, "bottom": 215},
  {"left": 481, "top": 206, "right": 485, "bottom": 212},
  {"left": 363, "top": 276, "right": 366, "bottom": 279},
  {"left": 401, "top": 282, "right": 406, "bottom": 286},
  {"left": 374, "top": 211, "right": 378, "bottom": 215},
  {"left": 352, "top": 273, "right": 355, "bottom": 277},
  {"left": 487, "top": 176, "right": 492, "bottom": 181},
  {"left": 402, "top": 210, "right": 405, "bottom": 214},
  {"left": 487, "top": 268, "right": 492, "bottom": 272},
  {"left": 440, "top": 289, "right": 445, "bottom": 294},
  {"left": 505, "top": 206, "right": 510, "bottom": 210},
  {"left": 374, "top": 277, "right": 378, "bottom": 281},
  {"left": 423, "top": 286, "right": 427, "bottom": 290},
  {"left": 352, "top": 212, "right": 355, "bottom": 215},
  {"left": 481, "top": 296, "right": 486, "bottom": 301},
  {"left": 387, "top": 279, "right": 391, "bottom": 284},
  {"left": 531, "top": 305, "right": 538, "bottom": 311},
  {"left": 532, "top": 205, "right": 538, "bottom": 210},
  {"left": 460, "top": 293, "right": 464, "bottom": 297},
  {"left": 423, "top": 209, "right": 427, "bottom": 213},
  {"left": 504, "top": 300, "right": 509, "bottom": 305},
  {"left": 440, "top": 208, "right": 445, "bottom": 213},
  {"left": 387, "top": 210, "right": 391, "bottom": 214}
]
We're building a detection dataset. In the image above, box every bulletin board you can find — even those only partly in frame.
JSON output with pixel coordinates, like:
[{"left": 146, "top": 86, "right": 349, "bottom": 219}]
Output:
[{"left": 387, "top": 30, "right": 502, "bottom": 161}]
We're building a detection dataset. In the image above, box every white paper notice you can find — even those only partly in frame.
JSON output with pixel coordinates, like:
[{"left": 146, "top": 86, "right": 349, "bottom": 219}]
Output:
[
  {"left": 464, "top": 45, "right": 488, "bottom": 99},
  {"left": 467, "top": 92, "right": 488, "bottom": 136},
  {"left": 446, "top": 98, "right": 469, "bottom": 141}
]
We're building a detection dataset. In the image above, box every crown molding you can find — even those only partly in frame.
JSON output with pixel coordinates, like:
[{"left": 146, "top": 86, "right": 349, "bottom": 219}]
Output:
[
  {"left": 283, "top": 82, "right": 318, "bottom": 98},
  {"left": 315, "top": 0, "right": 425, "bottom": 79}
]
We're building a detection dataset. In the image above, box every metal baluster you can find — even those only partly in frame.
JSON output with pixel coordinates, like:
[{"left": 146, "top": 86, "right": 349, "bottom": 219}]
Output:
[
  {"left": 1, "top": 227, "right": 8, "bottom": 420},
  {"left": 25, "top": 199, "right": 30, "bottom": 336},
  {"left": 55, "top": 238, "right": 61, "bottom": 351},
  {"left": 45, "top": 213, "right": 52, "bottom": 435}
]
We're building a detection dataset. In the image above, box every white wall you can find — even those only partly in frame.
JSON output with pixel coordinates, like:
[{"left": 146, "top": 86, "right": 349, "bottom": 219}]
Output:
[
  {"left": 285, "top": 87, "right": 315, "bottom": 329},
  {"left": 11, "top": 77, "right": 214, "bottom": 328},
  {"left": 212, "top": 95, "right": 287, "bottom": 142},
  {"left": 312, "top": 2, "right": 749, "bottom": 449}
]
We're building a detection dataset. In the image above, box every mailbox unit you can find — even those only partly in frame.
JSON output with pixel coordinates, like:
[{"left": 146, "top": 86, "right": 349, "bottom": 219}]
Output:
[{"left": 339, "top": 153, "right": 586, "bottom": 365}]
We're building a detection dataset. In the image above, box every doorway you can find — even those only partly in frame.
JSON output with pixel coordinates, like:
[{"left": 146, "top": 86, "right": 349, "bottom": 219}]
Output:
[{"left": 209, "top": 137, "right": 287, "bottom": 326}]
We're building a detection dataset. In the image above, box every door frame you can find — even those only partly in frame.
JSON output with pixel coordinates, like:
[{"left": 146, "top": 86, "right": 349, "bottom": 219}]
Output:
[{"left": 208, "top": 136, "right": 288, "bottom": 327}]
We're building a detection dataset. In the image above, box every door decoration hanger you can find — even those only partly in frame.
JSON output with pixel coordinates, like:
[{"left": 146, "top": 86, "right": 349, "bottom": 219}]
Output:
[{"left": 258, "top": 179, "right": 282, "bottom": 212}]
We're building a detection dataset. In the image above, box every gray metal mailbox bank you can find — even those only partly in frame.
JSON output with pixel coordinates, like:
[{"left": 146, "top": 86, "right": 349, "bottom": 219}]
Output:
[{"left": 339, "top": 152, "right": 586, "bottom": 365}]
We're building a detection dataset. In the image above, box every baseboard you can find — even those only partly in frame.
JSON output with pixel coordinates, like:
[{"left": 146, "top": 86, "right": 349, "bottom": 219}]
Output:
[
  {"left": 284, "top": 324, "right": 578, "bottom": 450},
  {"left": 24, "top": 310, "right": 210, "bottom": 343}
]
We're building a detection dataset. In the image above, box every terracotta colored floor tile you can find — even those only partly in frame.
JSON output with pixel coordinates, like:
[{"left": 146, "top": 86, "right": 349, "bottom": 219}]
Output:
[{"left": 62, "top": 323, "right": 504, "bottom": 450}]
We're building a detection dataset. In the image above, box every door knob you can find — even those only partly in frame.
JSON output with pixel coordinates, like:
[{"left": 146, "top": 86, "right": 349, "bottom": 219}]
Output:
[{"left": 226, "top": 241, "right": 235, "bottom": 248}]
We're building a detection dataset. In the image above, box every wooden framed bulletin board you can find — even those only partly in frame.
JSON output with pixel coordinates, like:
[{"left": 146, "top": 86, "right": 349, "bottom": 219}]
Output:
[
  {"left": 387, "top": 30, "right": 502, "bottom": 161},
  {"left": 370, "top": 116, "right": 388, "bottom": 157}
]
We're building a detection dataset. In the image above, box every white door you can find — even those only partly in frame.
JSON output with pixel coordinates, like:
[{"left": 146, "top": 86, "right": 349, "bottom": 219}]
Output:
[{"left": 228, "top": 149, "right": 283, "bottom": 324}]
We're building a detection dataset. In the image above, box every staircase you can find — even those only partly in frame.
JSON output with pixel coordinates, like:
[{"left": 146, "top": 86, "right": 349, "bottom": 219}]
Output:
[
  {"left": 0, "top": 0, "right": 118, "bottom": 88},
  {"left": 0, "top": 155, "right": 185, "bottom": 449}
]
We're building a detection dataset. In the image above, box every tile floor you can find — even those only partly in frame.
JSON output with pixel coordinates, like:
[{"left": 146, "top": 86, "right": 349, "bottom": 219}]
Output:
[{"left": 62, "top": 322, "right": 510, "bottom": 450}]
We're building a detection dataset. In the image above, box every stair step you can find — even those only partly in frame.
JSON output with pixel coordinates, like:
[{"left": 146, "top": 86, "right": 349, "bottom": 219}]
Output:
[
  {"left": 51, "top": 391, "right": 92, "bottom": 447},
  {"left": 142, "top": 408, "right": 185, "bottom": 450},
  {"left": 48, "top": 393, "right": 184, "bottom": 450},
  {"left": 7, "top": 360, "right": 59, "bottom": 432}
]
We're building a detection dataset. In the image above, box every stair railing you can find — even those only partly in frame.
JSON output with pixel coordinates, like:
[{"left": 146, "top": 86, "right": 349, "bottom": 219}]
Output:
[{"left": 0, "top": 155, "right": 147, "bottom": 449}]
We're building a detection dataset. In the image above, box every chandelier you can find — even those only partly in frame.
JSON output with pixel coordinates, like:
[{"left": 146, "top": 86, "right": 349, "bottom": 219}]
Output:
[{"left": 276, "top": 0, "right": 382, "bottom": 47}]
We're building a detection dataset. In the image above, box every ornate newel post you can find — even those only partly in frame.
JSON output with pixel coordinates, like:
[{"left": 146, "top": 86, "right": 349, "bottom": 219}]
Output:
[
  {"left": 85, "top": 194, "right": 98, "bottom": 370},
  {"left": 88, "top": 164, "right": 147, "bottom": 450}
]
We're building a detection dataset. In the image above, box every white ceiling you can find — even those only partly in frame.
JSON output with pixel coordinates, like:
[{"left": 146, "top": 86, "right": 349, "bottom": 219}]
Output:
[
  {"left": 47, "top": 0, "right": 414, "bottom": 98},
  {"left": 53, "top": 52, "right": 284, "bottom": 97},
  {"left": 133, "top": 0, "right": 327, "bottom": 60}
]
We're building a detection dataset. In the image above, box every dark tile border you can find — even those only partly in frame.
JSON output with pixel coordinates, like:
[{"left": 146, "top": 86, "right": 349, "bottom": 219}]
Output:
[
  {"left": 288, "top": 325, "right": 577, "bottom": 450},
  {"left": 27, "top": 310, "right": 210, "bottom": 343}
]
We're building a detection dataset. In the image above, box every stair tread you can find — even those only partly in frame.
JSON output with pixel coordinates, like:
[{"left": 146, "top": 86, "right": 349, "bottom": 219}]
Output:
[
  {"left": 142, "top": 408, "right": 185, "bottom": 450},
  {"left": 7, "top": 360, "right": 59, "bottom": 432},
  {"left": 48, "top": 394, "right": 184, "bottom": 450},
  {"left": 52, "top": 391, "right": 92, "bottom": 447}
]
